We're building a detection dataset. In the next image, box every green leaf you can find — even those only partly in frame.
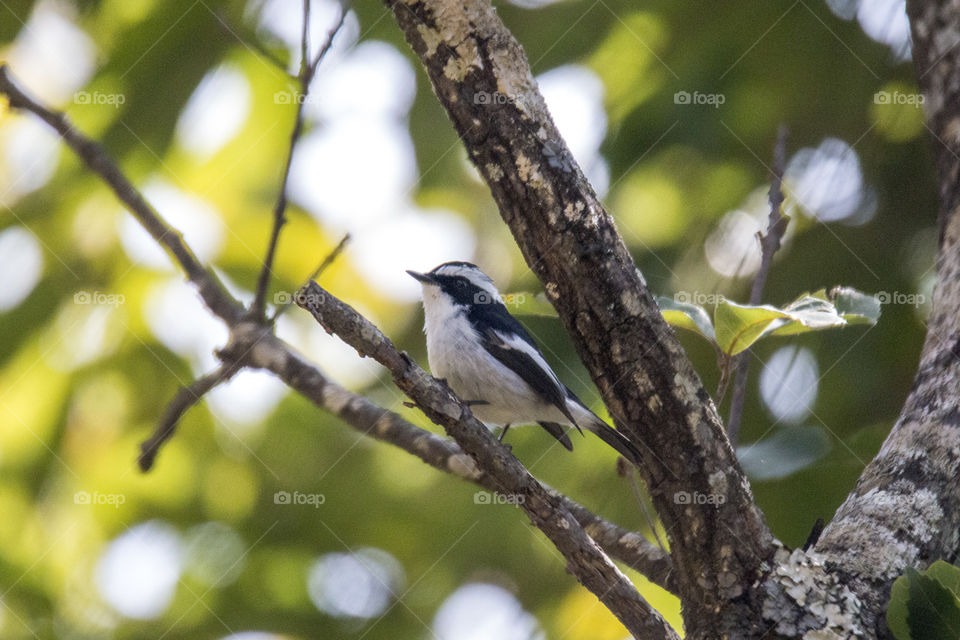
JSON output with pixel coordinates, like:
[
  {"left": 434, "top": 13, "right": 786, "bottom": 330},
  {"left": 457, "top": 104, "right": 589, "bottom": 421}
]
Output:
[
  {"left": 906, "top": 568, "right": 960, "bottom": 640},
  {"left": 736, "top": 426, "right": 831, "bottom": 480},
  {"left": 829, "top": 286, "right": 882, "bottom": 325},
  {"left": 766, "top": 295, "right": 846, "bottom": 336},
  {"left": 656, "top": 296, "right": 716, "bottom": 341},
  {"left": 714, "top": 300, "right": 789, "bottom": 355},
  {"left": 926, "top": 560, "right": 960, "bottom": 596},
  {"left": 889, "top": 568, "right": 912, "bottom": 640},
  {"left": 887, "top": 562, "right": 960, "bottom": 640}
]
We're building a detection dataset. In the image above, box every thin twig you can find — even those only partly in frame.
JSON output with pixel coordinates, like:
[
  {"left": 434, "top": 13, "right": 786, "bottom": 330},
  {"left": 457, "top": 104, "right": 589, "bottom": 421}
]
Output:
[
  {"left": 250, "top": 4, "right": 348, "bottom": 319},
  {"left": 212, "top": 9, "right": 292, "bottom": 75},
  {"left": 726, "top": 125, "right": 789, "bottom": 445},
  {"left": 0, "top": 65, "right": 244, "bottom": 325},
  {"left": 138, "top": 363, "right": 241, "bottom": 471},
  {"left": 272, "top": 232, "right": 350, "bottom": 321}
]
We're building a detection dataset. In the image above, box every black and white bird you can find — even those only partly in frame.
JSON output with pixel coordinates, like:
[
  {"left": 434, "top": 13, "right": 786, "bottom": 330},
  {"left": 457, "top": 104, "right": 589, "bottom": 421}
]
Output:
[{"left": 407, "top": 261, "right": 641, "bottom": 464}]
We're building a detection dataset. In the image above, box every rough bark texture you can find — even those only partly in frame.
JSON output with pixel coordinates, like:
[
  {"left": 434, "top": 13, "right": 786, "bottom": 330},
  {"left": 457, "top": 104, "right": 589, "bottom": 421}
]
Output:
[
  {"left": 295, "top": 283, "right": 678, "bottom": 639},
  {"left": 811, "top": 1, "right": 960, "bottom": 635},
  {"left": 385, "top": 1, "right": 775, "bottom": 630}
]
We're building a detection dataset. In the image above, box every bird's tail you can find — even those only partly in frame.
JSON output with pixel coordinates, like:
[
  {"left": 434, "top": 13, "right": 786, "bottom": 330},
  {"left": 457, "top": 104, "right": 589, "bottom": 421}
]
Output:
[
  {"left": 587, "top": 418, "right": 643, "bottom": 466},
  {"left": 564, "top": 388, "right": 642, "bottom": 466}
]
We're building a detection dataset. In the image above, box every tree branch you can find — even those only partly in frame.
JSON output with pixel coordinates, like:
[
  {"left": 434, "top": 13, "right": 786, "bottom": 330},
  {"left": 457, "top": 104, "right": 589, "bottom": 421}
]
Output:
[
  {"left": 295, "top": 282, "right": 678, "bottom": 639},
  {"left": 811, "top": 1, "right": 960, "bottom": 633},
  {"left": 138, "top": 363, "right": 241, "bottom": 471},
  {"left": 0, "top": 61, "right": 677, "bottom": 624},
  {"left": 726, "top": 124, "right": 789, "bottom": 444},
  {"left": 251, "top": 3, "right": 347, "bottom": 319},
  {"left": 0, "top": 65, "right": 244, "bottom": 325},
  {"left": 238, "top": 325, "right": 676, "bottom": 592},
  {"left": 384, "top": 0, "right": 774, "bottom": 625}
]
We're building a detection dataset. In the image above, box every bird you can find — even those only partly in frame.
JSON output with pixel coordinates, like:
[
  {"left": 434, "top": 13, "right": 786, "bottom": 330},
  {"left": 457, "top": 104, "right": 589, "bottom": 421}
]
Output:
[{"left": 407, "top": 261, "right": 641, "bottom": 465}]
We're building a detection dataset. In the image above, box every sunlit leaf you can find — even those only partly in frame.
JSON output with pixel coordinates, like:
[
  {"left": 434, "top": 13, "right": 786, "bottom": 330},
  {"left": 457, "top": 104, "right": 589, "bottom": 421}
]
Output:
[
  {"left": 656, "top": 296, "right": 716, "bottom": 341},
  {"left": 766, "top": 295, "right": 845, "bottom": 336},
  {"left": 714, "top": 299, "right": 789, "bottom": 355},
  {"left": 829, "top": 286, "right": 881, "bottom": 325}
]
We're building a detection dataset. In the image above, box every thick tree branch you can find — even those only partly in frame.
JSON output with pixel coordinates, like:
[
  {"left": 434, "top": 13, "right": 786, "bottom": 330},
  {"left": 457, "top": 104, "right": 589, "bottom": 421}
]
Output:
[
  {"left": 384, "top": 0, "right": 774, "bottom": 625},
  {"left": 295, "top": 282, "right": 678, "bottom": 639},
  {"left": 811, "top": 1, "right": 960, "bottom": 634},
  {"left": 726, "top": 125, "right": 789, "bottom": 444}
]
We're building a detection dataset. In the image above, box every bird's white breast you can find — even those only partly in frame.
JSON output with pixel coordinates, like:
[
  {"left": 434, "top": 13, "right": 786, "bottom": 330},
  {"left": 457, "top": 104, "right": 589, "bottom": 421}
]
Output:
[{"left": 420, "top": 287, "right": 568, "bottom": 427}]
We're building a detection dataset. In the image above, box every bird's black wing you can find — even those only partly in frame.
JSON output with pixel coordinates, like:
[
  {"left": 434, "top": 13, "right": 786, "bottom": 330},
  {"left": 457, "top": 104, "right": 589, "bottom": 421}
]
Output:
[{"left": 468, "top": 303, "right": 576, "bottom": 425}]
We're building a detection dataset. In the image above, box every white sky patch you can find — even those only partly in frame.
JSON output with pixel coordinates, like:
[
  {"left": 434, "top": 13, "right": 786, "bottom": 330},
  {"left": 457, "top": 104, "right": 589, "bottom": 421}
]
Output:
[
  {"left": 206, "top": 369, "right": 288, "bottom": 431},
  {"left": 176, "top": 65, "right": 252, "bottom": 158},
  {"left": 145, "top": 278, "right": 229, "bottom": 371},
  {"left": 95, "top": 521, "right": 183, "bottom": 620},
  {"left": 0, "top": 227, "right": 44, "bottom": 311},
  {"left": 307, "top": 548, "right": 404, "bottom": 619},
  {"left": 307, "top": 40, "right": 416, "bottom": 122},
  {"left": 288, "top": 118, "right": 419, "bottom": 228},
  {"left": 253, "top": 0, "right": 359, "bottom": 74},
  {"left": 823, "top": 0, "right": 911, "bottom": 60},
  {"left": 704, "top": 209, "right": 763, "bottom": 277},
  {"left": 536, "top": 65, "right": 609, "bottom": 196},
  {"left": 5, "top": 0, "right": 95, "bottom": 104},
  {"left": 760, "top": 345, "right": 819, "bottom": 424},
  {"left": 119, "top": 179, "right": 225, "bottom": 270},
  {"left": 786, "top": 138, "right": 868, "bottom": 224},
  {"left": 433, "top": 583, "right": 545, "bottom": 640},
  {"left": 47, "top": 301, "right": 124, "bottom": 371},
  {"left": 349, "top": 208, "right": 477, "bottom": 301},
  {"left": 0, "top": 116, "right": 62, "bottom": 206},
  {"left": 857, "top": 0, "right": 911, "bottom": 60}
]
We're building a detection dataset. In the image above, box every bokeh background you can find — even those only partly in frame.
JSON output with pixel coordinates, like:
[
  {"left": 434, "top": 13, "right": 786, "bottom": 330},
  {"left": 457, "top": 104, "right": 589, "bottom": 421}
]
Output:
[{"left": 0, "top": 0, "right": 933, "bottom": 638}]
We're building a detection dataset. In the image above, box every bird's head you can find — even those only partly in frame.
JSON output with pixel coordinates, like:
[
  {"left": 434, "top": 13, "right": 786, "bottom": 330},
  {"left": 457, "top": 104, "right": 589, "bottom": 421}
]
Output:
[{"left": 407, "top": 261, "right": 502, "bottom": 309}]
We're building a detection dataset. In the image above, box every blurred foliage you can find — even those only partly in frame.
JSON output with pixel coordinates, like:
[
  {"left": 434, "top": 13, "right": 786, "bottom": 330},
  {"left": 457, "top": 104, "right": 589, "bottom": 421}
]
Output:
[{"left": 0, "top": 0, "right": 936, "bottom": 638}]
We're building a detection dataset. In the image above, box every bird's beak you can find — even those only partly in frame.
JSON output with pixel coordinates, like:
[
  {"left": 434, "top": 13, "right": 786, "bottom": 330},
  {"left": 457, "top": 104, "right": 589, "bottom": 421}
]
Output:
[{"left": 406, "top": 270, "right": 436, "bottom": 284}]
